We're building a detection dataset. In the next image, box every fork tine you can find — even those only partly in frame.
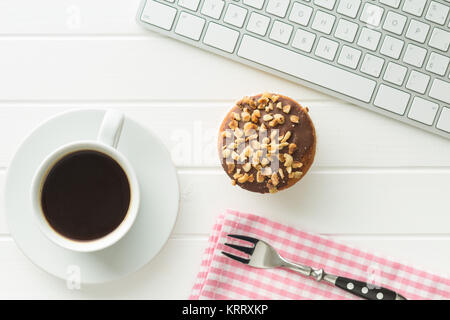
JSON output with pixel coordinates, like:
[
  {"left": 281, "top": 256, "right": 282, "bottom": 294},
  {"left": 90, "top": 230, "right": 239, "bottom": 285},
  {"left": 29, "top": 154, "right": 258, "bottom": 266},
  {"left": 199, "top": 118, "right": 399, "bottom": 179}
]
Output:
[
  {"left": 221, "top": 251, "right": 250, "bottom": 264},
  {"left": 227, "top": 234, "right": 259, "bottom": 244},
  {"left": 224, "top": 243, "right": 255, "bottom": 255}
]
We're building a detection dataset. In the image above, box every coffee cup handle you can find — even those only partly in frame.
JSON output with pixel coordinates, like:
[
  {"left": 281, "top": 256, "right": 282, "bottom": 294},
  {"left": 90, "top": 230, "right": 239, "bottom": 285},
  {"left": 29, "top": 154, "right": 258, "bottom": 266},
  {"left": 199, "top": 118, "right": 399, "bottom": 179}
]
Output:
[{"left": 97, "top": 110, "right": 125, "bottom": 149}]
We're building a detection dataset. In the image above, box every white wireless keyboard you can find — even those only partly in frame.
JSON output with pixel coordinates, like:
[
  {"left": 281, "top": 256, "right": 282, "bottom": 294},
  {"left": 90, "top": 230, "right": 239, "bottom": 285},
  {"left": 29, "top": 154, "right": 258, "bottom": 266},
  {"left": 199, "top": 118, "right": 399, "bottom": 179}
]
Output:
[{"left": 137, "top": 0, "right": 450, "bottom": 139}]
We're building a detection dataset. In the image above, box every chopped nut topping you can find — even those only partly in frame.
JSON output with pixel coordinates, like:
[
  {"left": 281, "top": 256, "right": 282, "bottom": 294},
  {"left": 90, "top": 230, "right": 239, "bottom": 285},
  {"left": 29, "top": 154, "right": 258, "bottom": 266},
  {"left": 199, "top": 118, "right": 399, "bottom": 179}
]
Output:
[
  {"left": 232, "top": 112, "right": 241, "bottom": 121},
  {"left": 259, "top": 123, "right": 267, "bottom": 132},
  {"left": 251, "top": 110, "right": 261, "bottom": 123},
  {"left": 261, "top": 157, "right": 270, "bottom": 167},
  {"left": 262, "top": 137, "right": 270, "bottom": 144},
  {"left": 265, "top": 102, "right": 274, "bottom": 112},
  {"left": 261, "top": 92, "right": 271, "bottom": 99},
  {"left": 262, "top": 167, "right": 272, "bottom": 176},
  {"left": 280, "top": 131, "right": 291, "bottom": 143},
  {"left": 248, "top": 174, "right": 254, "bottom": 183},
  {"left": 270, "top": 130, "right": 278, "bottom": 140},
  {"left": 229, "top": 120, "right": 238, "bottom": 129},
  {"left": 222, "top": 149, "right": 231, "bottom": 158},
  {"left": 271, "top": 172, "right": 279, "bottom": 186},
  {"left": 250, "top": 140, "right": 260, "bottom": 150},
  {"left": 241, "top": 111, "right": 251, "bottom": 122},
  {"left": 234, "top": 128, "right": 244, "bottom": 138},
  {"left": 286, "top": 166, "right": 292, "bottom": 174},
  {"left": 274, "top": 113, "right": 285, "bottom": 124},
  {"left": 284, "top": 153, "right": 293, "bottom": 167},
  {"left": 263, "top": 114, "right": 273, "bottom": 121},
  {"left": 238, "top": 173, "right": 249, "bottom": 183},
  {"left": 276, "top": 102, "right": 282, "bottom": 109},
  {"left": 290, "top": 115, "right": 299, "bottom": 124},
  {"left": 233, "top": 171, "right": 242, "bottom": 179},
  {"left": 288, "top": 143, "right": 297, "bottom": 154},
  {"left": 278, "top": 168, "right": 285, "bottom": 179},
  {"left": 231, "top": 151, "right": 239, "bottom": 161},
  {"left": 258, "top": 96, "right": 269, "bottom": 106},
  {"left": 227, "top": 163, "right": 235, "bottom": 174},
  {"left": 293, "top": 171, "right": 303, "bottom": 179},
  {"left": 278, "top": 142, "right": 289, "bottom": 150},
  {"left": 243, "top": 122, "right": 257, "bottom": 133},
  {"left": 292, "top": 161, "right": 303, "bottom": 168},
  {"left": 278, "top": 153, "right": 285, "bottom": 162},
  {"left": 231, "top": 180, "right": 236, "bottom": 186},
  {"left": 222, "top": 130, "right": 232, "bottom": 138},
  {"left": 268, "top": 119, "right": 277, "bottom": 127},
  {"left": 282, "top": 104, "right": 291, "bottom": 114},
  {"left": 242, "top": 162, "right": 251, "bottom": 172},
  {"left": 256, "top": 171, "right": 265, "bottom": 183},
  {"left": 271, "top": 95, "right": 280, "bottom": 102}
]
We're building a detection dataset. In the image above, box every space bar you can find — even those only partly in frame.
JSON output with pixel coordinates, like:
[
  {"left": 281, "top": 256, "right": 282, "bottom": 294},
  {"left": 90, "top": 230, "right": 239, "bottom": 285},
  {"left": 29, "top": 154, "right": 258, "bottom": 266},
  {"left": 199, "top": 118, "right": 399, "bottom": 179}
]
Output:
[{"left": 237, "top": 35, "right": 376, "bottom": 103}]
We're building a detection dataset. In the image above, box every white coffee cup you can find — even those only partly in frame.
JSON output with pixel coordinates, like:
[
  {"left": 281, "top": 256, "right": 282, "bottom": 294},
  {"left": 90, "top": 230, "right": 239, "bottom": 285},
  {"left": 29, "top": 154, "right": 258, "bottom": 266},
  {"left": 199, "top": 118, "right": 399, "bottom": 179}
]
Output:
[{"left": 30, "top": 110, "right": 140, "bottom": 252}]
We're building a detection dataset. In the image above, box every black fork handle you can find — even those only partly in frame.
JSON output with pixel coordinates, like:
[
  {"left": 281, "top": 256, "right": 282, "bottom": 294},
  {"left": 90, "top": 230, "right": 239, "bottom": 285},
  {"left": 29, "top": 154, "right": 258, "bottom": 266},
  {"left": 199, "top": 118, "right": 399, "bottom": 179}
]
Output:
[{"left": 335, "top": 276, "right": 407, "bottom": 300}]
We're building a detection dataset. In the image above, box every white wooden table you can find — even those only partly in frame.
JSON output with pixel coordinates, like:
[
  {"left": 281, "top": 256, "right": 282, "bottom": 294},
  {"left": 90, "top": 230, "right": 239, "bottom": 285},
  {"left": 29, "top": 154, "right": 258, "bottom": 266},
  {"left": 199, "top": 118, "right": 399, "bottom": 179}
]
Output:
[{"left": 0, "top": 0, "right": 449, "bottom": 299}]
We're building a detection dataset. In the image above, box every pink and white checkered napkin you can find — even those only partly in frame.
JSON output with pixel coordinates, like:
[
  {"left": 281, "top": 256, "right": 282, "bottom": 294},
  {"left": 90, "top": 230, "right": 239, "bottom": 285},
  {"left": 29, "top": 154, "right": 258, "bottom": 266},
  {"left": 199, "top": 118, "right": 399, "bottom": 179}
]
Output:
[{"left": 190, "top": 210, "right": 450, "bottom": 300}]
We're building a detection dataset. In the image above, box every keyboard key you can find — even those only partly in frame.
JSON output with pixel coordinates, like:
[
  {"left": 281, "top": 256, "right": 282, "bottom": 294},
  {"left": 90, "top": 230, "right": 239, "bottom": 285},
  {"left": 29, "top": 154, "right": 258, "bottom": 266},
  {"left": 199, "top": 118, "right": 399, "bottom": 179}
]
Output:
[
  {"left": 178, "top": 0, "right": 201, "bottom": 11},
  {"left": 237, "top": 35, "right": 376, "bottom": 102},
  {"left": 314, "top": 0, "right": 336, "bottom": 10},
  {"left": 425, "top": 1, "right": 449, "bottom": 25},
  {"left": 334, "top": 19, "right": 358, "bottom": 42},
  {"left": 429, "top": 79, "right": 450, "bottom": 104},
  {"left": 380, "top": 35, "right": 404, "bottom": 59},
  {"left": 383, "top": 62, "right": 407, "bottom": 85},
  {"left": 437, "top": 107, "right": 450, "bottom": 133},
  {"left": 382, "top": 11, "right": 407, "bottom": 35},
  {"left": 243, "top": 0, "right": 265, "bottom": 9},
  {"left": 360, "top": 3, "right": 384, "bottom": 27},
  {"left": 337, "top": 45, "right": 361, "bottom": 69},
  {"left": 408, "top": 97, "right": 439, "bottom": 125},
  {"left": 403, "top": 43, "right": 427, "bottom": 67},
  {"left": 266, "top": 0, "right": 290, "bottom": 17},
  {"left": 360, "top": 53, "right": 384, "bottom": 77},
  {"left": 336, "top": 0, "right": 361, "bottom": 18},
  {"left": 405, "top": 19, "right": 430, "bottom": 44},
  {"left": 380, "top": 0, "right": 401, "bottom": 8},
  {"left": 315, "top": 37, "right": 339, "bottom": 60},
  {"left": 141, "top": 0, "right": 177, "bottom": 31},
  {"left": 402, "top": 0, "right": 427, "bottom": 16},
  {"left": 289, "top": 3, "right": 313, "bottom": 26},
  {"left": 203, "top": 22, "right": 239, "bottom": 53},
  {"left": 291, "top": 29, "right": 316, "bottom": 52},
  {"left": 246, "top": 12, "right": 270, "bottom": 36},
  {"left": 426, "top": 52, "right": 449, "bottom": 76},
  {"left": 429, "top": 28, "right": 450, "bottom": 52},
  {"left": 224, "top": 4, "right": 248, "bottom": 28},
  {"left": 175, "top": 12, "right": 205, "bottom": 40},
  {"left": 374, "top": 84, "right": 410, "bottom": 115},
  {"left": 357, "top": 27, "right": 381, "bottom": 51},
  {"left": 311, "top": 10, "right": 335, "bottom": 34},
  {"left": 269, "top": 21, "right": 293, "bottom": 44},
  {"left": 405, "top": 70, "right": 430, "bottom": 94},
  {"left": 201, "top": 0, "right": 225, "bottom": 19}
]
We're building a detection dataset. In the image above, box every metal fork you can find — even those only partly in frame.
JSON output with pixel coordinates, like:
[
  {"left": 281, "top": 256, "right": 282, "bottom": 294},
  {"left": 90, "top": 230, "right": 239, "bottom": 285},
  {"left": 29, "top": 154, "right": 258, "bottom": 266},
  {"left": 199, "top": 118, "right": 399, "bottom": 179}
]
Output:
[{"left": 222, "top": 234, "right": 406, "bottom": 300}]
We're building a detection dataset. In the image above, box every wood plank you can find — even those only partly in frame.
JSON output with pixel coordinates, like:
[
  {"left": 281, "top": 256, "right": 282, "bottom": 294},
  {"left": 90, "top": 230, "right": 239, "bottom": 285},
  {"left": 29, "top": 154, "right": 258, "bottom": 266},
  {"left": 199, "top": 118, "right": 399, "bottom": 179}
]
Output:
[
  {"left": 0, "top": 236, "right": 449, "bottom": 299},
  {"left": 0, "top": 238, "right": 203, "bottom": 299},
  {"left": 1, "top": 168, "right": 449, "bottom": 235},
  {"left": 0, "top": 38, "right": 328, "bottom": 101},
  {"left": 1, "top": 104, "right": 449, "bottom": 168},
  {"left": 0, "top": 0, "right": 144, "bottom": 35}
]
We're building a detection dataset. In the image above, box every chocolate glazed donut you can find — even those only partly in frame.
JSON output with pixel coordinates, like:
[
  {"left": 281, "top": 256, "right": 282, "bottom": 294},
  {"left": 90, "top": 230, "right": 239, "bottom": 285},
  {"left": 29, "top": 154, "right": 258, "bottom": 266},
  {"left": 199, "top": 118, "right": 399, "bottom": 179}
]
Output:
[{"left": 218, "top": 93, "right": 316, "bottom": 194}]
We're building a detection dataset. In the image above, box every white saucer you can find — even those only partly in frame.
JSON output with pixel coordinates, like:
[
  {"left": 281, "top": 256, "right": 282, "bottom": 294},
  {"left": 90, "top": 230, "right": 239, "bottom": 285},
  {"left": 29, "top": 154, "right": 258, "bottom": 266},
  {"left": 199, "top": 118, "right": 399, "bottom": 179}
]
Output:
[{"left": 4, "top": 109, "right": 179, "bottom": 284}]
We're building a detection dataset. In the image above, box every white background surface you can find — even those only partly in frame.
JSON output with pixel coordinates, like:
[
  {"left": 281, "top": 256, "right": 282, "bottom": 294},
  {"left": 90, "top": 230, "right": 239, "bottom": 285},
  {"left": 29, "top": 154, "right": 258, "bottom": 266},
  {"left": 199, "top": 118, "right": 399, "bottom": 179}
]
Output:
[{"left": 0, "top": 0, "right": 449, "bottom": 299}]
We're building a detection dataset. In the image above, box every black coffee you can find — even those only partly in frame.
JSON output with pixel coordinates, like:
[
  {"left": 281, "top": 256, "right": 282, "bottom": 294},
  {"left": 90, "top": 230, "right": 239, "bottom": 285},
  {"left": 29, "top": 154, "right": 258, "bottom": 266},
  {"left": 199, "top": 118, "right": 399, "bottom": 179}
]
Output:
[{"left": 41, "top": 150, "right": 131, "bottom": 241}]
